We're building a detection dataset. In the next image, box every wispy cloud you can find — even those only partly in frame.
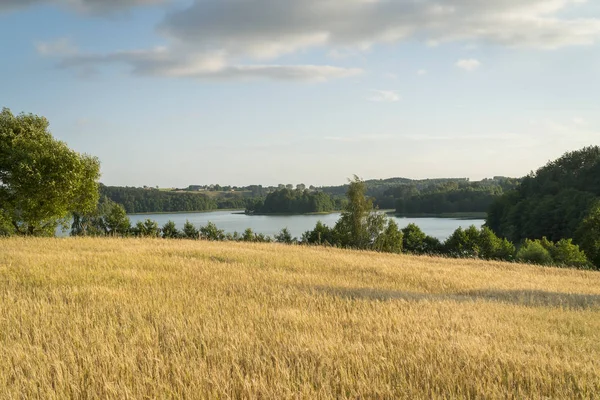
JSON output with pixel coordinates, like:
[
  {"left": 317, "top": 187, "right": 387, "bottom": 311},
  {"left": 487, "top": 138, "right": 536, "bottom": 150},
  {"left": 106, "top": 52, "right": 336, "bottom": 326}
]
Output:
[
  {"left": 1, "top": 0, "right": 168, "bottom": 14},
  {"left": 325, "top": 134, "right": 394, "bottom": 143},
  {"left": 28, "top": 0, "right": 600, "bottom": 81},
  {"left": 367, "top": 90, "right": 400, "bottom": 103},
  {"left": 35, "top": 41, "right": 363, "bottom": 82},
  {"left": 456, "top": 59, "right": 481, "bottom": 72},
  {"left": 417, "top": 69, "right": 427, "bottom": 76}
]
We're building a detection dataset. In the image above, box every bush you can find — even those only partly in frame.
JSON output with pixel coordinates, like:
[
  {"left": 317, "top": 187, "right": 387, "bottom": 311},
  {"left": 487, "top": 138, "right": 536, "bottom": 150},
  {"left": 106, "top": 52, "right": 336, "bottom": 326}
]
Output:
[
  {"left": 402, "top": 223, "right": 428, "bottom": 254},
  {"left": 275, "top": 228, "right": 295, "bottom": 244},
  {"left": 200, "top": 222, "right": 225, "bottom": 241},
  {"left": 162, "top": 221, "right": 181, "bottom": 239},
  {"left": 182, "top": 220, "right": 199, "bottom": 239},
  {"left": 546, "top": 238, "right": 589, "bottom": 268},
  {"left": 302, "top": 221, "right": 336, "bottom": 246},
  {"left": 444, "top": 226, "right": 479, "bottom": 258},
  {"left": 133, "top": 219, "right": 160, "bottom": 237},
  {"left": 373, "top": 220, "right": 403, "bottom": 254},
  {"left": 516, "top": 240, "right": 553, "bottom": 265},
  {"left": 575, "top": 203, "right": 600, "bottom": 269}
]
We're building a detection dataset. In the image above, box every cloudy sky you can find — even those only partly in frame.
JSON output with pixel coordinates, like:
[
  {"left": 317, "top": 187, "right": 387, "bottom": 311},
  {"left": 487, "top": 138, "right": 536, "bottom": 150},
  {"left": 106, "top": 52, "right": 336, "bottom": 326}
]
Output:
[{"left": 2, "top": 0, "right": 599, "bottom": 187}]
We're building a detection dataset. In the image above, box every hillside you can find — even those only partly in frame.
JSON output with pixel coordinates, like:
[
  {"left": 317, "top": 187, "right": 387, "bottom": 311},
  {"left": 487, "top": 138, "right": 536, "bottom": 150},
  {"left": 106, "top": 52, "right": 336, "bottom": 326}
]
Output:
[{"left": 1, "top": 238, "right": 599, "bottom": 398}]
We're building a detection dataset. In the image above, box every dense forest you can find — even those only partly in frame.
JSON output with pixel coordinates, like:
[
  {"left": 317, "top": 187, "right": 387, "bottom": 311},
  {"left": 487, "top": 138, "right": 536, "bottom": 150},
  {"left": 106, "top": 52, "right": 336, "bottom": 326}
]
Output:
[
  {"left": 101, "top": 178, "right": 519, "bottom": 215},
  {"left": 486, "top": 146, "right": 600, "bottom": 266},
  {"left": 393, "top": 179, "right": 519, "bottom": 215},
  {"left": 245, "top": 188, "right": 345, "bottom": 214},
  {"left": 320, "top": 177, "right": 519, "bottom": 212},
  {"left": 99, "top": 185, "right": 258, "bottom": 213}
]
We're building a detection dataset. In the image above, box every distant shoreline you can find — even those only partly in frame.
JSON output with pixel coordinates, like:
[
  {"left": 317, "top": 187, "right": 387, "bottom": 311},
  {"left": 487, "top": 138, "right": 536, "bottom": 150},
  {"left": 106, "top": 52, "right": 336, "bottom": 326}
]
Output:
[
  {"left": 127, "top": 209, "right": 244, "bottom": 216},
  {"left": 389, "top": 212, "right": 487, "bottom": 220},
  {"left": 239, "top": 211, "right": 341, "bottom": 216}
]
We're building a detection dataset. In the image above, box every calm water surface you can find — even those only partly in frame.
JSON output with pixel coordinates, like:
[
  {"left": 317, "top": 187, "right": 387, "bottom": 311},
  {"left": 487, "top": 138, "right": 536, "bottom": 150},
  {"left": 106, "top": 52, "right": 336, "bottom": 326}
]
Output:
[{"left": 123, "top": 211, "right": 484, "bottom": 241}]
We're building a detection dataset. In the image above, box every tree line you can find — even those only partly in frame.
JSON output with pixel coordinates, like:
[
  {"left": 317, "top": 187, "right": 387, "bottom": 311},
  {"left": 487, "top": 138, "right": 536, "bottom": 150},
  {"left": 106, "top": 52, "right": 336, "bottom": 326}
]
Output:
[
  {"left": 99, "top": 185, "right": 260, "bottom": 213},
  {"left": 1, "top": 108, "right": 598, "bottom": 270},
  {"left": 320, "top": 177, "right": 519, "bottom": 212},
  {"left": 245, "top": 188, "right": 346, "bottom": 214},
  {"left": 70, "top": 177, "right": 595, "bottom": 270},
  {"left": 486, "top": 146, "right": 600, "bottom": 268}
]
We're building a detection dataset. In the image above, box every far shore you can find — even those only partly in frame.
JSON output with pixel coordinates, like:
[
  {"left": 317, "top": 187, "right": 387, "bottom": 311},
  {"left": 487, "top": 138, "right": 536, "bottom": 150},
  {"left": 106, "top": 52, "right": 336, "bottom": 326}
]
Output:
[
  {"left": 126, "top": 209, "right": 486, "bottom": 220},
  {"left": 127, "top": 208, "right": 244, "bottom": 216},
  {"left": 389, "top": 211, "right": 487, "bottom": 220}
]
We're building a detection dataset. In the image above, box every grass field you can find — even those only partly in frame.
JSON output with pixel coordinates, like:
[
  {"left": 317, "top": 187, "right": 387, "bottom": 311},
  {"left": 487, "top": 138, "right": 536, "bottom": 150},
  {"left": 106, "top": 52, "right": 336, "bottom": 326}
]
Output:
[{"left": 1, "top": 238, "right": 599, "bottom": 399}]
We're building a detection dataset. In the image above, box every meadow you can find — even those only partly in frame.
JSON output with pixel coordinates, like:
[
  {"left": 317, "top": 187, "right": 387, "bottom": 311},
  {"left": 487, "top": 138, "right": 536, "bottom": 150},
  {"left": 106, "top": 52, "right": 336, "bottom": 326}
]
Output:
[{"left": 0, "top": 238, "right": 599, "bottom": 399}]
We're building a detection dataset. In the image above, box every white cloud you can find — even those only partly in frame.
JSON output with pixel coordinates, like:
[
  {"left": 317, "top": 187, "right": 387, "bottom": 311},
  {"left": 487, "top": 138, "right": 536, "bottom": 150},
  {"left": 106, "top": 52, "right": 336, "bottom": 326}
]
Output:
[
  {"left": 37, "top": 42, "right": 362, "bottom": 82},
  {"left": 367, "top": 90, "right": 400, "bottom": 102},
  {"left": 31, "top": 0, "right": 600, "bottom": 81},
  {"left": 35, "top": 38, "right": 77, "bottom": 56},
  {"left": 325, "top": 134, "right": 394, "bottom": 142},
  {"left": 1, "top": 0, "right": 168, "bottom": 13},
  {"left": 417, "top": 69, "right": 427, "bottom": 76},
  {"left": 456, "top": 59, "right": 481, "bottom": 71},
  {"left": 573, "top": 117, "right": 586, "bottom": 126}
]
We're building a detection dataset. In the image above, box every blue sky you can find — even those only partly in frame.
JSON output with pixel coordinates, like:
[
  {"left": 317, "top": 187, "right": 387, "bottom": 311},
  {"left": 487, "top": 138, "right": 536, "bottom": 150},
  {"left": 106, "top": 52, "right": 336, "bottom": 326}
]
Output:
[{"left": 1, "top": 0, "right": 599, "bottom": 187}]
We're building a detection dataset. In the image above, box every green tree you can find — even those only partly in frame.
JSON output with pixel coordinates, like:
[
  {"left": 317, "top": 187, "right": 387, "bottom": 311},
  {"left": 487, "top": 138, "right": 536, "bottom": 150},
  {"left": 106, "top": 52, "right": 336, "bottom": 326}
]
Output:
[
  {"left": 0, "top": 108, "right": 101, "bottom": 236},
  {"left": 302, "top": 221, "right": 336, "bottom": 245},
  {"left": 242, "top": 228, "right": 256, "bottom": 242},
  {"left": 444, "top": 226, "right": 480, "bottom": 258},
  {"left": 373, "top": 220, "right": 403, "bottom": 254},
  {"left": 162, "top": 220, "right": 180, "bottom": 239},
  {"left": 550, "top": 238, "right": 590, "bottom": 268},
  {"left": 200, "top": 222, "right": 225, "bottom": 241},
  {"left": 575, "top": 202, "right": 600, "bottom": 269},
  {"left": 103, "top": 201, "right": 131, "bottom": 236},
  {"left": 275, "top": 227, "right": 295, "bottom": 244},
  {"left": 133, "top": 219, "right": 160, "bottom": 237},
  {"left": 334, "top": 176, "right": 376, "bottom": 248},
  {"left": 516, "top": 239, "right": 553, "bottom": 265},
  {"left": 401, "top": 223, "right": 427, "bottom": 254},
  {"left": 182, "top": 220, "right": 199, "bottom": 239}
]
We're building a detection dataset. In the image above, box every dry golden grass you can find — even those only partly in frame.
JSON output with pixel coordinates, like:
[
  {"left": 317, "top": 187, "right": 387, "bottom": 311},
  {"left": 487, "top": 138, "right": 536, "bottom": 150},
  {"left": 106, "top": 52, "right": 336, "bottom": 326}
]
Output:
[{"left": 0, "top": 238, "right": 599, "bottom": 399}]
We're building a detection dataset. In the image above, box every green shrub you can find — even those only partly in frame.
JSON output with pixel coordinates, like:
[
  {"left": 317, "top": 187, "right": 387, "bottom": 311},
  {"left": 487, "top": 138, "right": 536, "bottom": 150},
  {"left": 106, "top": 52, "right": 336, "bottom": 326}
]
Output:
[{"left": 516, "top": 240, "right": 553, "bottom": 265}]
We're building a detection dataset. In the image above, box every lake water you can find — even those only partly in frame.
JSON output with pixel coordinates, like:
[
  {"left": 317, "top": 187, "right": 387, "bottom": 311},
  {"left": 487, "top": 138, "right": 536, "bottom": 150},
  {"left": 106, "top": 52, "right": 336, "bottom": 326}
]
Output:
[{"left": 121, "top": 211, "right": 484, "bottom": 241}]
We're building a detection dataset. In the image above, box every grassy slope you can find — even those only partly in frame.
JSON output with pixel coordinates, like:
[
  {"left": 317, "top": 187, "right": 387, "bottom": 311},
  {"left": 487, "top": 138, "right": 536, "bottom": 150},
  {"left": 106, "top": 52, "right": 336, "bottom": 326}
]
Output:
[{"left": 1, "top": 238, "right": 599, "bottom": 399}]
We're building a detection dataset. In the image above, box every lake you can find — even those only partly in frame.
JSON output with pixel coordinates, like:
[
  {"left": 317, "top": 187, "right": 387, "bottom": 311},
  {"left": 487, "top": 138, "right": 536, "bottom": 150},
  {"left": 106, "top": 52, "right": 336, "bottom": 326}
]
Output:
[{"left": 121, "top": 211, "right": 484, "bottom": 241}]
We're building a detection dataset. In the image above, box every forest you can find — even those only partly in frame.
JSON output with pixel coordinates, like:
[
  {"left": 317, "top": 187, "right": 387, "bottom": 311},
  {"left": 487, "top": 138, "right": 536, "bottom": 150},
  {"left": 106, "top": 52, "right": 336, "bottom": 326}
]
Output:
[
  {"left": 486, "top": 146, "right": 600, "bottom": 267},
  {"left": 244, "top": 188, "right": 346, "bottom": 214},
  {"left": 99, "top": 185, "right": 258, "bottom": 213},
  {"left": 99, "top": 177, "right": 519, "bottom": 216}
]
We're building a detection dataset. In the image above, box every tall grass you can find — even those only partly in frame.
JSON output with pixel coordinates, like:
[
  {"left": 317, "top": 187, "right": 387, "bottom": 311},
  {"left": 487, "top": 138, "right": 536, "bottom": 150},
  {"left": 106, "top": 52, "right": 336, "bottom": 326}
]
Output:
[{"left": 1, "top": 237, "right": 599, "bottom": 398}]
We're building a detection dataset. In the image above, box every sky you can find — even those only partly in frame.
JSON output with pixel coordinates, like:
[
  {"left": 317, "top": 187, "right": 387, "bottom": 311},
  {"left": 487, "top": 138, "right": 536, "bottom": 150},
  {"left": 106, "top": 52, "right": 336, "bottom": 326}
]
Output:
[{"left": 1, "top": 0, "right": 599, "bottom": 188}]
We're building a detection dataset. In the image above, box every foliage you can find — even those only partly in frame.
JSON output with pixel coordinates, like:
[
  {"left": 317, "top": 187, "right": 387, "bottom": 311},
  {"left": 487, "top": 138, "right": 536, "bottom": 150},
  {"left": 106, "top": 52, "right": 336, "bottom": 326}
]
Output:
[
  {"left": 486, "top": 146, "right": 600, "bottom": 268},
  {"left": 100, "top": 185, "right": 262, "bottom": 214},
  {"left": 200, "top": 222, "right": 226, "bottom": 241},
  {"left": 372, "top": 220, "right": 403, "bottom": 254},
  {"left": 301, "top": 221, "right": 337, "bottom": 246},
  {"left": 103, "top": 200, "right": 131, "bottom": 236},
  {"left": 0, "top": 108, "right": 101, "bottom": 236},
  {"left": 575, "top": 202, "right": 600, "bottom": 268},
  {"left": 182, "top": 220, "right": 199, "bottom": 239},
  {"left": 133, "top": 219, "right": 160, "bottom": 238},
  {"left": 515, "top": 240, "right": 554, "bottom": 265},
  {"left": 401, "top": 224, "right": 428, "bottom": 254},
  {"left": 333, "top": 176, "right": 380, "bottom": 249},
  {"left": 162, "top": 221, "right": 181, "bottom": 239},
  {"left": 275, "top": 228, "right": 296, "bottom": 244},
  {"left": 246, "top": 188, "right": 340, "bottom": 214}
]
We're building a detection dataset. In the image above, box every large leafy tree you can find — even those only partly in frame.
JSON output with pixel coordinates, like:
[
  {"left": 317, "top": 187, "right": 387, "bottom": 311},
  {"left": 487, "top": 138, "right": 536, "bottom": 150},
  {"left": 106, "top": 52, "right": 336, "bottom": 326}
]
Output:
[{"left": 0, "top": 108, "right": 100, "bottom": 236}]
